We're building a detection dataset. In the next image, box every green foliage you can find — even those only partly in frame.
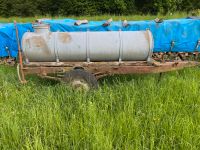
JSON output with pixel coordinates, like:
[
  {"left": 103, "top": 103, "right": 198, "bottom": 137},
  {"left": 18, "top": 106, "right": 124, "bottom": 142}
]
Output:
[
  {"left": 59, "top": 0, "right": 98, "bottom": 16},
  {"left": 0, "top": 0, "right": 37, "bottom": 17},
  {"left": 0, "top": 0, "right": 199, "bottom": 17}
]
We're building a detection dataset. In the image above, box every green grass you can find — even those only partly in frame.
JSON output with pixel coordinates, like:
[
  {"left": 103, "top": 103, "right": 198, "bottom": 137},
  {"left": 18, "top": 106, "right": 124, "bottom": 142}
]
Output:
[
  {"left": 0, "top": 65, "right": 200, "bottom": 149},
  {"left": 0, "top": 14, "right": 200, "bottom": 149},
  {"left": 0, "top": 12, "right": 189, "bottom": 23}
]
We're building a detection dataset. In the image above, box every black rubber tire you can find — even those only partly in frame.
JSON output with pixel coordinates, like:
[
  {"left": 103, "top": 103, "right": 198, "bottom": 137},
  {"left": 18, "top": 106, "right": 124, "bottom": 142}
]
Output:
[{"left": 62, "top": 69, "right": 98, "bottom": 90}]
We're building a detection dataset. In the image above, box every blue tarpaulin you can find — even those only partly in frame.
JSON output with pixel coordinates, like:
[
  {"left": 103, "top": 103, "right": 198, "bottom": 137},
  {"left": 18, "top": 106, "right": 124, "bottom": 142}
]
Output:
[
  {"left": 0, "top": 23, "right": 33, "bottom": 57},
  {"left": 0, "top": 18, "right": 200, "bottom": 58}
]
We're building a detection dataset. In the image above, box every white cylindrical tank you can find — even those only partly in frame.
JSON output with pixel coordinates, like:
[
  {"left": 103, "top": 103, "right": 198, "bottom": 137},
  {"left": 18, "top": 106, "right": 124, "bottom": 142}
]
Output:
[{"left": 22, "top": 25, "right": 154, "bottom": 62}]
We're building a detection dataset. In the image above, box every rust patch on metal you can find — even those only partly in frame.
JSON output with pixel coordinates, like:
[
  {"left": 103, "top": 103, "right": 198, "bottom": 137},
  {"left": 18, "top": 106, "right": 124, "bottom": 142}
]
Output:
[
  {"left": 58, "top": 33, "right": 72, "bottom": 43},
  {"left": 30, "top": 36, "right": 51, "bottom": 55},
  {"left": 25, "top": 39, "right": 31, "bottom": 48},
  {"left": 144, "top": 31, "right": 150, "bottom": 43},
  {"left": 47, "top": 32, "right": 52, "bottom": 39}
]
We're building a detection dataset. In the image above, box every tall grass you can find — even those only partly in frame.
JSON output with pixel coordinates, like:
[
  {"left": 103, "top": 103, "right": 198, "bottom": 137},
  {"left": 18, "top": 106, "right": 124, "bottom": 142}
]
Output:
[
  {"left": 0, "top": 14, "right": 200, "bottom": 149},
  {"left": 0, "top": 65, "right": 200, "bottom": 149}
]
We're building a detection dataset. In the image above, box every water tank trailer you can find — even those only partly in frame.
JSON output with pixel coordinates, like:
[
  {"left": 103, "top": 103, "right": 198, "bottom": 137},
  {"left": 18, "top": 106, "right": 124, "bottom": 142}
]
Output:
[{"left": 16, "top": 23, "right": 200, "bottom": 89}]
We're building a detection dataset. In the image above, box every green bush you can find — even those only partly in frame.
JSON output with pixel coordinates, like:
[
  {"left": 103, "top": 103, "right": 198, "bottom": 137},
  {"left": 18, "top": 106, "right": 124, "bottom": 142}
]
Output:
[{"left": 0, "top": 0, "right": 199, "bottom": 17}]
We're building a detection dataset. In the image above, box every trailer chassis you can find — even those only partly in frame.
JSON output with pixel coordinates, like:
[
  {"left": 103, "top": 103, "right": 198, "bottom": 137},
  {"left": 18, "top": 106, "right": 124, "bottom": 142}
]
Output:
[{"left": 17, "top": 60, "right": 199, "bottom": 89}]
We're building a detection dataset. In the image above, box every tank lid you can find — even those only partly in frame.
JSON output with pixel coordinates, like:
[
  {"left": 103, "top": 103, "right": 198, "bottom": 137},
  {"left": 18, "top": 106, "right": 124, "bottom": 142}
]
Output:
[{"left": 33, "top": 23, "right": 50, "bottom": 33}]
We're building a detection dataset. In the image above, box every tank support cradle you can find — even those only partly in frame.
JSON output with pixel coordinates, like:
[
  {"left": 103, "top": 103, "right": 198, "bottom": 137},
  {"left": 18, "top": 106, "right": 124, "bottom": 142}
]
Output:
[{"left": 20, "top": 60, "right": 200, "bottom": 81}]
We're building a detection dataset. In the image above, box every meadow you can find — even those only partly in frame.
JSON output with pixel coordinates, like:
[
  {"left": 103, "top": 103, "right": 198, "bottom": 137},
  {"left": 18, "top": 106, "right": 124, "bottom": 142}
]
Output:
[
  {"left": 0, "top": 12, "right": 188, "bottom": 23},
  {"left": 0, "top": 14, "right": 200, "bottom": 149}
]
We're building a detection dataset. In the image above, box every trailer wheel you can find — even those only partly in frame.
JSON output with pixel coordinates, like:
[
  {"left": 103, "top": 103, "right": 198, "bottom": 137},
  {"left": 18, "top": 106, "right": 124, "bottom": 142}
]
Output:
[{"left": 62, "top": 69, "right": 98, "bottom": 90}]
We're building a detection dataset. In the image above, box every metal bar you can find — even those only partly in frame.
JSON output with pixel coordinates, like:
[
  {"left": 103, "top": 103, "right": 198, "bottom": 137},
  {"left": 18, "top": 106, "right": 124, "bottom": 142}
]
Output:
[
  {"left": 23, "top": 61, "right": 200, "bottom": 79},
  {"left": 86, "top": 30, "right": 90, "bottom": 63},
  {"left": 39, "top": 75, "right": 62, "bottom": 81},
  {"left": 23, "top": 61, "right": 148, "bottom": 67},
  {"left": 55, "top": 32, "right": 60, "bottom": 63},
  {"left": 146, "top": 29, "right": 153, "bottom": 63},
  {"left": 87, "top": 61, "right": 199, "bottom": 75},
  {"left": 119, "top": 29, "right": 122, "bottom": 62},
  {"left": 14, "top": 21, "right": 26, "bottom": 83}
]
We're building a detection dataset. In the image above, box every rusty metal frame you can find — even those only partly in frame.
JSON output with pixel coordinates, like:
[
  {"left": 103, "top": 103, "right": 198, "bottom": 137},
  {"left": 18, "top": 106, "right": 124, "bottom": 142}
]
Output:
[{"left": 21, "top": 60, "right": 200, "bottom": 80}]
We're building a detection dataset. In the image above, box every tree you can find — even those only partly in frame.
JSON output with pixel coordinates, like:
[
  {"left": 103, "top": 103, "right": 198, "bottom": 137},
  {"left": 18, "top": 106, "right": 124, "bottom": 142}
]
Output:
[{"left": 0, "top": 0, "right": 199, "bottom": 17}]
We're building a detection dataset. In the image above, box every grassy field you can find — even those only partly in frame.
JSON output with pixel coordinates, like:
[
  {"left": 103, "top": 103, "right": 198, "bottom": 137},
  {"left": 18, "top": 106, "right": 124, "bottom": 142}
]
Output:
[
  {"left": 0, "top": 12, "right": 189, "bottom": 23},
  {"left": 0, "top": 65, "right": 200, "bottom": 149},
  {"left": 0, "top": 14, "right": 200, "bottom": 149}
]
